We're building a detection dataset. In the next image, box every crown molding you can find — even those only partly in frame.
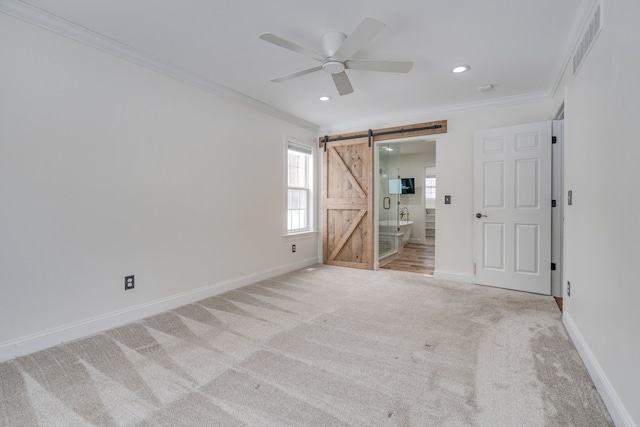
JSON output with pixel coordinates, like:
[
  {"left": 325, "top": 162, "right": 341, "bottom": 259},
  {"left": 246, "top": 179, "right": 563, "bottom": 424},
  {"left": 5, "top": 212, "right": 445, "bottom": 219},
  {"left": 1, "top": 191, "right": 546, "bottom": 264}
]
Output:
[
  {"left": 319, "top": 91, "right": 551, "bottom": 135},
  {"left": 2, "top": 0, "right": 589, "bottom": 136},
  {"left": 0, "top": 0, "right": 318, "bottom": 132}
]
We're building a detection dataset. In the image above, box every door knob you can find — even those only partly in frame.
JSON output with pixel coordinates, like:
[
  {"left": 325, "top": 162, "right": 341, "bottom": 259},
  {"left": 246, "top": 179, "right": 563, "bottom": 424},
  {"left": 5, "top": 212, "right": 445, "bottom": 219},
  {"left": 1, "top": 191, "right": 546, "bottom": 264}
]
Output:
[{"left": 475, "top": 213, "right": 487, "bottom": 218}]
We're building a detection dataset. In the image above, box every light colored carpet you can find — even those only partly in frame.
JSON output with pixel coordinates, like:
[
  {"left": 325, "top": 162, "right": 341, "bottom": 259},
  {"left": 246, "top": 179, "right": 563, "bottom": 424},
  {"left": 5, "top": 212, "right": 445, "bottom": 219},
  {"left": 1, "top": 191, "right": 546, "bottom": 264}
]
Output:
[{"left": 0, "top": 265, "right": 612, "bottom": 426}]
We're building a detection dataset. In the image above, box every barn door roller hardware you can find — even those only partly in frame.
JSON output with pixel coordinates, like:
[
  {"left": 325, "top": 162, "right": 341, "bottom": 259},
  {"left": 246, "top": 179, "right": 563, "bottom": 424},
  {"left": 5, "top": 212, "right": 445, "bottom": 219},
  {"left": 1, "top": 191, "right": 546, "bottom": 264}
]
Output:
[{"left": 320, "top": 120, "right": 447, "bottom": 149}]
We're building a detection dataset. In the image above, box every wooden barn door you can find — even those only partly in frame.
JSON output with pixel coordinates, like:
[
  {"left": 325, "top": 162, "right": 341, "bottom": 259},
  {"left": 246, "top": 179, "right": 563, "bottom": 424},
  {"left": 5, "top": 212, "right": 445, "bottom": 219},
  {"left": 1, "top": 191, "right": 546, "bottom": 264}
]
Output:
[{"left": 323, "top": 137, "right": 373, "bottom": 269}]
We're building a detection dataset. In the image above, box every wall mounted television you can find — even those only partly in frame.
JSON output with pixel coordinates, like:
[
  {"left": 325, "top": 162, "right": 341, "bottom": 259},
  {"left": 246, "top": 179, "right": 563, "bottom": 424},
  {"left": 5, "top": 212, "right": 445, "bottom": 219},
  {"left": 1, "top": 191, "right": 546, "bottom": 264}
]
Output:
[
  {"left": 401, "top": 178, "right": 415, "bottom": 194},
  {"left": 389, "top": 178, "right": 416, "bottom": 194}
]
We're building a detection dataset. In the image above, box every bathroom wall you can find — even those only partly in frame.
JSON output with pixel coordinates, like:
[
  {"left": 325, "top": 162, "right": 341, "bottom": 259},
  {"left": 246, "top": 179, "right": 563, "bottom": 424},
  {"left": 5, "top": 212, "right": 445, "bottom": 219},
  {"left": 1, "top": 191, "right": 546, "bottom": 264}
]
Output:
[{"left": 398, "top": 149, "right": 435, "bottom": 244}]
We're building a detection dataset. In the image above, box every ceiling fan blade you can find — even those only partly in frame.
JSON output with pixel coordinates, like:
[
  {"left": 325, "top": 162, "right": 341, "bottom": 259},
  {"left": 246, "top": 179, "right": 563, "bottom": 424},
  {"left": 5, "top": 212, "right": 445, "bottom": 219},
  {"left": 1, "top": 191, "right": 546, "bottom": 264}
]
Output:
[
  {"left": 333, "top": 17, "right": 386, "bottom": 60},
  {"left": 259, "top": 33, "right": 324, "bottom": 62},
  {"left": 271, "top": 66, "right": 323, "bottom": 82},
  {"left": 332, "top": 71, "right": 354, "bottom": 96},
  {"left": 345, "top": 59, "right": 413, "bottom": 73}
]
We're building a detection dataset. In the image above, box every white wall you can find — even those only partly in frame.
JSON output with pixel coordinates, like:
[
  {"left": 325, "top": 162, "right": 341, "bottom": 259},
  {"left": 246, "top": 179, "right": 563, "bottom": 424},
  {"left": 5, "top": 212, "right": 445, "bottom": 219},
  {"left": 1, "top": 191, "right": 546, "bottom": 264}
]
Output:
[
  {"left": 556, "top": 0, "right": 640, "bottom": 424},
  {"left": 434, "top": 103, "right": 556, "bottom": 281},
  {"left": 0, "top": 14, "right": 318, "bottom": 358}
]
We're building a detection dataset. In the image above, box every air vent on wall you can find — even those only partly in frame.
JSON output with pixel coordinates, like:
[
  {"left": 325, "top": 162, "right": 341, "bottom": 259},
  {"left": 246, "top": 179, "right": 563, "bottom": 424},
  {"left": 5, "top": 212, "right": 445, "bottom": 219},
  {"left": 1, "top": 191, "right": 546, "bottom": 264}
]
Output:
[{"left": 572, "top": 2, "right": 602, "bottom": 76}]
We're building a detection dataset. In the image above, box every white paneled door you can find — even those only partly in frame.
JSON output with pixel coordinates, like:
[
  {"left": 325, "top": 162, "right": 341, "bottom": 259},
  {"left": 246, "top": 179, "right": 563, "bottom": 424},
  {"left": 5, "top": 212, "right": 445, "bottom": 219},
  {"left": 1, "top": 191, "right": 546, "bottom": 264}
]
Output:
[{"left": 473, "top": 121, "right": 552, "bottom": 294}]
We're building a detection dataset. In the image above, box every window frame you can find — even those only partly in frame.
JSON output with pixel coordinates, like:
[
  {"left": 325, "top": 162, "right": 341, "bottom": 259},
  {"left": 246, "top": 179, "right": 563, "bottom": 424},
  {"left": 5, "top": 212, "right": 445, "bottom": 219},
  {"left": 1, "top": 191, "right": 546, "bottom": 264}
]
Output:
[
  {"left": 285, "top": 139, "right": 314, "bottom": 235},
  {"left": 425, "top": 174, "right": 436, "bottom": 201}
]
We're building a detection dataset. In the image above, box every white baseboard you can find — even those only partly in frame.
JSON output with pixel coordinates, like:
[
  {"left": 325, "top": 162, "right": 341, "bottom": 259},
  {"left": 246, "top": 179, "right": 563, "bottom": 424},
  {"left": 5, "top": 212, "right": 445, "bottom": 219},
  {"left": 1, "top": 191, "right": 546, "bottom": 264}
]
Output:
[
  {"left": 433, "top": 270, "right": 474, "bottom": 283},
  {"left": 0, "top": 257, "right": 317, "bottom": 363},
  {"left": 563, "top": 313, "right": 636, "bottom": 427}
]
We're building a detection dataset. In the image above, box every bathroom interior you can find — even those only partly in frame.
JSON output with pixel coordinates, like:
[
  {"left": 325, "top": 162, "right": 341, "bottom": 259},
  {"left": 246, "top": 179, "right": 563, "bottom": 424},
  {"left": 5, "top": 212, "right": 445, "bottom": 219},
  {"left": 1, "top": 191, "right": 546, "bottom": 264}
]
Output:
[{"left": 377, "top": 138, "right": 436, "bottom": 274}]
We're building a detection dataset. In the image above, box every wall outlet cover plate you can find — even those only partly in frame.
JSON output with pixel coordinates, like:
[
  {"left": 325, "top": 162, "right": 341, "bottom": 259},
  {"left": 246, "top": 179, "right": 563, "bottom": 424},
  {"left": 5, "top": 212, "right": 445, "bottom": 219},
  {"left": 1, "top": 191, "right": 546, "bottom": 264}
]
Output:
[{"left": 125, "top": 275, "right": 135, "bottom": 290}]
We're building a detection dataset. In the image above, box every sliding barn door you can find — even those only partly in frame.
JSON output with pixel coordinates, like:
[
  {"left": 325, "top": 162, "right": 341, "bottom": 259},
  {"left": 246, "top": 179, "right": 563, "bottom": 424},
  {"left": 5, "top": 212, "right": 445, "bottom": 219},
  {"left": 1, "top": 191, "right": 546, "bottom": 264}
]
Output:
[{"left": 323, "top": 137, "right": 373, "bottom": 269}]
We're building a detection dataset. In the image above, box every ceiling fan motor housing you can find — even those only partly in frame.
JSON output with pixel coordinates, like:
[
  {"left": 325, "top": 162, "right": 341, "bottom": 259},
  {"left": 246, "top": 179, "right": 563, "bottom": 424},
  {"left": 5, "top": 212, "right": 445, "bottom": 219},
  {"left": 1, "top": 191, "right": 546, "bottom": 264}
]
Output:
[
  {"left": 322, "top": 31, "right": 347, "bottom": 57},
  {"left": 321, "top": 31, "right": 347, "bottom": 74}
]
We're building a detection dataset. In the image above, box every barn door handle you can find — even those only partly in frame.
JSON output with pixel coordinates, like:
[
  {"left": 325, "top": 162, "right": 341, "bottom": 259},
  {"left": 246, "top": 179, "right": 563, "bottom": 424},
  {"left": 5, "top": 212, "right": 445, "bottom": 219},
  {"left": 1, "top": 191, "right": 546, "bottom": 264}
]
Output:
[
  {"left": 384, "top": 197, "right": 391, "bottom": 209},
  {"left": 475, "top": 213, "right": 487, "bottom": 218}
]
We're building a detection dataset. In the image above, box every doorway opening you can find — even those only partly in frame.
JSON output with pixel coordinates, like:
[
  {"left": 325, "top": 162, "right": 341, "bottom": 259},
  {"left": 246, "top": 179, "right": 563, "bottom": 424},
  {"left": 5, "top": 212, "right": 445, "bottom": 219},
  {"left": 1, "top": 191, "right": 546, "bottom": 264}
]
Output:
[{"left": 375, "top": 137, "right": 436, "bottom": 275}]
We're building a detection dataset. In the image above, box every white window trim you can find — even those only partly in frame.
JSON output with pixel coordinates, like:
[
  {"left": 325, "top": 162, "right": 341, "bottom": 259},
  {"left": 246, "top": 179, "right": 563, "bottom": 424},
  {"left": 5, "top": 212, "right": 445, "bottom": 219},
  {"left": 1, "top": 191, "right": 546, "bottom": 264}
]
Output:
[
  {"left": 425, "top": 174, "right": 436, "bottom": 201},
  {"left": 284, "top": 137, "right": 315, "bottom": 236}
]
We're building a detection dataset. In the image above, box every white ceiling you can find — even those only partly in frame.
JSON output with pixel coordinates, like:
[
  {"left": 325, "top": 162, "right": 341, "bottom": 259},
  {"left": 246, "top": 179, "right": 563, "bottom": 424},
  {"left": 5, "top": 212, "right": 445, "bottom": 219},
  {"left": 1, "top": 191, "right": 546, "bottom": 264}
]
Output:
[{"left": 12, "top": 0, "right": 589, "bottom": 130}]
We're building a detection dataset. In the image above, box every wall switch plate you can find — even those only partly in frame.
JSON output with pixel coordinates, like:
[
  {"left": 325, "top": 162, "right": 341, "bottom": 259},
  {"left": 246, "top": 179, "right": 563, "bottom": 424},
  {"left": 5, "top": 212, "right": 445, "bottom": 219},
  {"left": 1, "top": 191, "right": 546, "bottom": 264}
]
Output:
[
  {"left": 125, "top": 275, "right": 134, "bottom": 290},
  {"left": 444, "top": 195, "right": 451, "bottom": 205}
]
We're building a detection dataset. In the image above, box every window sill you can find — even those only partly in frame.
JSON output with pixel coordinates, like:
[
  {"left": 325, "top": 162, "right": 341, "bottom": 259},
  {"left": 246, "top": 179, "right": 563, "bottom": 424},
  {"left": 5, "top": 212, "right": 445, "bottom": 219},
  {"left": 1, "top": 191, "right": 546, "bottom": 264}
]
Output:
[{"left": 283, "top": 231, "right": 318, "bottom": 242}]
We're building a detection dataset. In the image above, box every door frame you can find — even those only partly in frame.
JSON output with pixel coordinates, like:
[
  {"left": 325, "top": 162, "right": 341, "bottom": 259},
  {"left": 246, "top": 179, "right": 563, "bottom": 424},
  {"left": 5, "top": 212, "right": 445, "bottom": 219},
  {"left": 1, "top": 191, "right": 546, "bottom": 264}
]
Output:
[
  {"left": 319, "top": 120, "right": 446, "bottom": 270},
  {"left": 373, "top": 136, "right": 437, "bottom": 269},
  {"left": 551, "top": 117, "right": 564, "bottom": 297}
]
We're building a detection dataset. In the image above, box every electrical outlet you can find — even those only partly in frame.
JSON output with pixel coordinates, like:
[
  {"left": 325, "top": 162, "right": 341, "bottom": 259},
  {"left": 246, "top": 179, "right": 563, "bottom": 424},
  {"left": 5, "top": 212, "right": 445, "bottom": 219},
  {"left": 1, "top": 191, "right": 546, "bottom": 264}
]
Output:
[
  {"left": 292, "top": 244, "right": 296, "bottom": 253},
  {"left": 125, "top": 275, "right": 135, "bottom": 290},
  {"left": 567, "top": 280, "right": 571, "bottom": 297}
]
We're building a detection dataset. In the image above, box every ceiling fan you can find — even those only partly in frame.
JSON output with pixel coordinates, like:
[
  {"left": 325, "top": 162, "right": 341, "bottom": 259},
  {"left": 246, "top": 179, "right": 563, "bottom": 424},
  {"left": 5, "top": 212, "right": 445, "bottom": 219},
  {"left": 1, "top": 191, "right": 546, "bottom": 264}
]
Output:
[{"left": 259, "top": 17, "right": 413, "bottom": 96}]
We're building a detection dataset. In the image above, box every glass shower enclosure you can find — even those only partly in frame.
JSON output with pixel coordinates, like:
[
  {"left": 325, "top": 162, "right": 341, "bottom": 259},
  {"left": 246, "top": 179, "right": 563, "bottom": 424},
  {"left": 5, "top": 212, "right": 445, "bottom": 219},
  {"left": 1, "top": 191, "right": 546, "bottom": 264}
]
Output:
[{"left": 378, "top": 143, "right": 401, "bottom": 259}]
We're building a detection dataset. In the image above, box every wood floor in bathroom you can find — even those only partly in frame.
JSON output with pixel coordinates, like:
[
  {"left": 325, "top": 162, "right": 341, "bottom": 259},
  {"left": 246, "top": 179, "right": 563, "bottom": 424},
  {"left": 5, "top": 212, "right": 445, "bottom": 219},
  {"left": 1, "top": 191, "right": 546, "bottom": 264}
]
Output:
[{"left": 381, "top": 242, "right": 435, "bottom": 275}]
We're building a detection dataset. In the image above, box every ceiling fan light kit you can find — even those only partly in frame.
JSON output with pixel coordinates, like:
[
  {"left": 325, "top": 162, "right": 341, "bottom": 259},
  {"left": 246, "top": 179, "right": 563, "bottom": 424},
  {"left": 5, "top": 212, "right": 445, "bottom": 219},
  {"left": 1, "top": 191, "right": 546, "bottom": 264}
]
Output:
[
  {"left": 322, "top": 61, "right": 345, "bottom": 75},
  {"left": 259, "top": 17, "right": 413, "bottom": 96}
]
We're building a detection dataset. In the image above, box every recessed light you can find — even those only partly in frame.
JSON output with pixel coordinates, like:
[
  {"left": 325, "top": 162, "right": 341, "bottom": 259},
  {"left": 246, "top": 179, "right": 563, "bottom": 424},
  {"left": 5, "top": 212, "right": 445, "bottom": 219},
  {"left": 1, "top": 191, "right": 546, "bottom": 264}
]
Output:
[
  {"left": 319, "top": 96, "right": 332, "bottom": 101},
  {"left": 452, "top": 65, "right": 470, "bottom": 73}
]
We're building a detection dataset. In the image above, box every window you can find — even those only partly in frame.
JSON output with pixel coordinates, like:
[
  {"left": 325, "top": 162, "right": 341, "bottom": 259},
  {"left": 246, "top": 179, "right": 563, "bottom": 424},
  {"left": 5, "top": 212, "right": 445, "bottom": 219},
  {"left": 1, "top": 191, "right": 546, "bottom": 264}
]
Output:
[
  {"left": 287, "top": 141, "right": 313, "bottom": 233},
  {"left": 425, "top": 175, "right": 436, "bottom": 200}
]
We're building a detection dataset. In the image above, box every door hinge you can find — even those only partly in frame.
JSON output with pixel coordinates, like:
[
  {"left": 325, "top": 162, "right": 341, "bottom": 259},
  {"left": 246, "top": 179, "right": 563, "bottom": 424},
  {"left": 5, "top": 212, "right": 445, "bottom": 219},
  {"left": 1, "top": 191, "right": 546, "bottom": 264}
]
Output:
[
  {"left": 473, "top": 262, "right": 477, "bottom": 275},
  {"left": 551, "top": 263, "right": 556, "bottom": 271},
  {"left": 552, "top": 200, "right": 557, "bottom": 207},
  {"left": 552, "top": 136, "right": 557, "bottom": 144}
]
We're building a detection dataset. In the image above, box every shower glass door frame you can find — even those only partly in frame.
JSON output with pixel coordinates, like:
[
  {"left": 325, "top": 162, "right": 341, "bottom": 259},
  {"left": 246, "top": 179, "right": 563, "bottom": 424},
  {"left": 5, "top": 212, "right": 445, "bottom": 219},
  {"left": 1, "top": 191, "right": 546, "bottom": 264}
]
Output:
[{"left": 377, "top": 142, "right": 400, "bottom": 261}]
